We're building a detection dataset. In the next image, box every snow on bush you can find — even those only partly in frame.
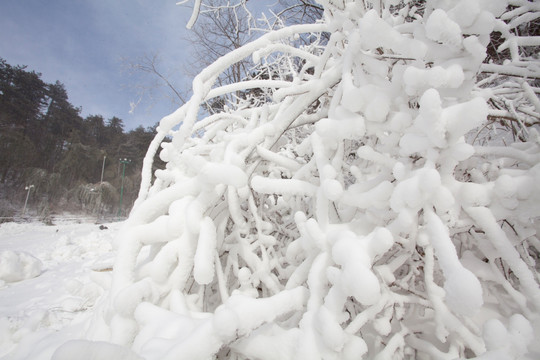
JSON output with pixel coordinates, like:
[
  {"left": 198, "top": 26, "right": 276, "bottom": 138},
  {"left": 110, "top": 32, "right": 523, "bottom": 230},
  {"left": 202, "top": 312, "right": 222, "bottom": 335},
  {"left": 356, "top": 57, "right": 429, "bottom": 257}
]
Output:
[
  {"left": 0, "top": 250, "right": 43, "bottom": 284},
  {"left": 66, "top": 1, "right": 540, "bottom": 359}
]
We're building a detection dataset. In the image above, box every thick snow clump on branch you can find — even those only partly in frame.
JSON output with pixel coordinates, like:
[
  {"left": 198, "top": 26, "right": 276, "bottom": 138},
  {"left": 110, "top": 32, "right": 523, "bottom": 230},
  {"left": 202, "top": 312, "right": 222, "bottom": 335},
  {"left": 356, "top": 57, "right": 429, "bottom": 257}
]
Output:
[{"left": 50, "top": 1, "right": 540, "bottom": 359}]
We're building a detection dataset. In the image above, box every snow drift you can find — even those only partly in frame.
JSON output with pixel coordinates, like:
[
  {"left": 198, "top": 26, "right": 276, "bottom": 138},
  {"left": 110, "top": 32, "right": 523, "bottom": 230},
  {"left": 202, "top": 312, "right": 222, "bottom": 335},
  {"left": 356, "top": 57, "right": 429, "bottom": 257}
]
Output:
[{"left": 0, "top": 250, "right": 42, "bottom": 284}]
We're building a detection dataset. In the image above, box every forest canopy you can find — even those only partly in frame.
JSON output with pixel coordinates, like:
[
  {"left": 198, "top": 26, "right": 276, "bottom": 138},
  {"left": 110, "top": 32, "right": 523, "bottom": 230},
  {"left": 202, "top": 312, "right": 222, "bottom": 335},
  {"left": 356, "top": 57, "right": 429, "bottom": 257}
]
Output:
[{"left": 0, "top": 58, "right": 160, "bottom": 219}]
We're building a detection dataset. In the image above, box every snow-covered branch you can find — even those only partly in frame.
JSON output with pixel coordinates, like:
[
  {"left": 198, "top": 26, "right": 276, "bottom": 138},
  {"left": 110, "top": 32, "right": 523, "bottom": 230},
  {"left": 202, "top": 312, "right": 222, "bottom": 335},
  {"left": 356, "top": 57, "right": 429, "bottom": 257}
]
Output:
[{"left": 68, "top": 1, "right": 540, "bottom": 359}]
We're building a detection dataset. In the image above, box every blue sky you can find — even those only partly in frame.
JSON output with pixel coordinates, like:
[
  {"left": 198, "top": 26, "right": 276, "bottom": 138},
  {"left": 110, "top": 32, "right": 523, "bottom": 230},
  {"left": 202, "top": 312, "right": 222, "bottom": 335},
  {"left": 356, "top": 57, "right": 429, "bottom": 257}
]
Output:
[{"left": 0, "top": 0, "right": 271, "bottom": 130}]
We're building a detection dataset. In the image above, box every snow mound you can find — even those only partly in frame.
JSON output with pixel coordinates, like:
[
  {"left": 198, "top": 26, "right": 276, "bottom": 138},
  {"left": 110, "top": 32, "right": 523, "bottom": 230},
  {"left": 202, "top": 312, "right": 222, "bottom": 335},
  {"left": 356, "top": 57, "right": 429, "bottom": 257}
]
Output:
[
  {"left": 0, "top": 250, "right": 43, "bottom": 284},
  {"left": 47, "top": 231, "right": 113, "bottom": 262}
]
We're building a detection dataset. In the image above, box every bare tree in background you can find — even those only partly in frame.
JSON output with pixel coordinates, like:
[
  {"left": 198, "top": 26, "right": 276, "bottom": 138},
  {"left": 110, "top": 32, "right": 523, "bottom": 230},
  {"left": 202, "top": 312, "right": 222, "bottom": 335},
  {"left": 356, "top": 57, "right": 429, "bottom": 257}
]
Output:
[
  {"left": 183, "top": 0, "right": 257, "bottom": 112},
  {"left": 122, "top": 53, "right": 186, "bottom": 115},
  {"left": 275, "top": 0, "right": 323, "bottom": 26},
  {"left": 125, "top": 1, "right": 323, "bottom": 114}
]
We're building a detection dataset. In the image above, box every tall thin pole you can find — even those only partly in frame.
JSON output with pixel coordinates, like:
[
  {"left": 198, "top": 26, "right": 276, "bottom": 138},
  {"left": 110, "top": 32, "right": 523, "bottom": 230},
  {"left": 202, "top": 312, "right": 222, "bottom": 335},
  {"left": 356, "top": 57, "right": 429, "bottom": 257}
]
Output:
[
  {"left": 118, "top": 158, "right": 131, "bottom": 217},
  {"left": 22, "top": 185, "right": 34, "bottom": 215},
  {"left": 100, "top": 155, "right": 106, "bottom": 184},
  {"left": 98, "top": 155, "right": 106, "bottom": 219}
]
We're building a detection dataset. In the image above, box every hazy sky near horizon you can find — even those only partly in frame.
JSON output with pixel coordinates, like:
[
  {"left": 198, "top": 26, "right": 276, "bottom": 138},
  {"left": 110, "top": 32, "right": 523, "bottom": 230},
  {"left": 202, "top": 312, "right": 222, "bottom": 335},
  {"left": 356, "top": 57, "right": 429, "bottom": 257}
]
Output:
[{"left": 0, "top": 1, "right": 272, "bottom": 130}]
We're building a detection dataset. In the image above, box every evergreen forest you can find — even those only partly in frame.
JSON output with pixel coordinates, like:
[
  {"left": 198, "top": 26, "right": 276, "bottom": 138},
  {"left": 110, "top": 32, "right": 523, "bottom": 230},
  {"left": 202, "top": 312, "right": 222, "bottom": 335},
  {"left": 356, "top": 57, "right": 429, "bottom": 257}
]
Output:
[{"left": 0, "top": 57, "right": 160, "bottom": 221}]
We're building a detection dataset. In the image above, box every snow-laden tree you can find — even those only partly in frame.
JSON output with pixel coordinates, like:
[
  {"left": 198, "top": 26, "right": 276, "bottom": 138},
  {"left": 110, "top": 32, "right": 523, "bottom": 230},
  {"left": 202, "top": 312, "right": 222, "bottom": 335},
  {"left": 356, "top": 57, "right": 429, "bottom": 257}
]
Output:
[{"left": 58, "top": 1, "right": 540, "bottom": 359}]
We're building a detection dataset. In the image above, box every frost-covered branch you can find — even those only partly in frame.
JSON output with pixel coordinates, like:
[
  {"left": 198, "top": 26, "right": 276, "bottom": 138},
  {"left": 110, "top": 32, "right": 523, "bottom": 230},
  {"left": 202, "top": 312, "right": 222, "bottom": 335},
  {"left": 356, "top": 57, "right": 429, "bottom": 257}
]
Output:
[{"left": 69, "top": 1, "right": 540, "bottom": 359}]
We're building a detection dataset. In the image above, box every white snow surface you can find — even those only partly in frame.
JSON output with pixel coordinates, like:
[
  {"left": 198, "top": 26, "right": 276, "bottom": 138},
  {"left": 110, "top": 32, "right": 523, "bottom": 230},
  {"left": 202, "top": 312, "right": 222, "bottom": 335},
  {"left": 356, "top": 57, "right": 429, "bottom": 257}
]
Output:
[{"left": 0, "top": 219, "right": 118, "bottom": 359}]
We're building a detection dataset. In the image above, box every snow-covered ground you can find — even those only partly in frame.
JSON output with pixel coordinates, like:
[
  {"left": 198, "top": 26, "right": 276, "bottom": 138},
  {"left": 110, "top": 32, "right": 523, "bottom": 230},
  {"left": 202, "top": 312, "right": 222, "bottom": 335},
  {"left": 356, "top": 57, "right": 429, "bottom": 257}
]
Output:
[{"left": 0, "top": 218, "right": 120, "bottom": 359}]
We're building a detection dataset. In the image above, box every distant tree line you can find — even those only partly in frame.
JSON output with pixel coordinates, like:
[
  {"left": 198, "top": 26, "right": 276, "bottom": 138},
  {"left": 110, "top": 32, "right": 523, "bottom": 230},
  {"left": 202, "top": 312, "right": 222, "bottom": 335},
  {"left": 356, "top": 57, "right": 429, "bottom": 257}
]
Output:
[{"left": 0, "top": 57, "right": 160, "bottom": 219}]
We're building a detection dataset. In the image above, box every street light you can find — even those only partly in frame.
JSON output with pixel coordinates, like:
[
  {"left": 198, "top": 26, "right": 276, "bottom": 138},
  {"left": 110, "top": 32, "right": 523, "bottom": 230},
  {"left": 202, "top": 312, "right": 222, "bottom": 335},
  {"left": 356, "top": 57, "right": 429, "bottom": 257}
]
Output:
[
  {"left": 118, "top": 158, "right": 131, "bottom": 217},
  {"left": 22, "top": 185, "right": 34, "bottom": 215},
  {"left": 100, "top": 155, "right": 106, "bottom": 184},
  {"left": 98, "top": 155, "right": 106, "bottom": 219}
]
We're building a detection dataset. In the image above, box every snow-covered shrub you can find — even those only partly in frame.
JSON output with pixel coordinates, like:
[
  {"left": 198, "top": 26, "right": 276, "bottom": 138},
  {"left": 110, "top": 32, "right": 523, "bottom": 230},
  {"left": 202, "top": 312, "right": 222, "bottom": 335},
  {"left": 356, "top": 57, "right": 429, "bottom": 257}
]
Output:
[
  {"left": 69, "top": 182, "right": 119, "bottom": 215},
  {"left": 474, "top": 0, "right": 540, "bottom": 145},
  {"left": 78, "top": 1, "right": 540, "bottom": 359}
]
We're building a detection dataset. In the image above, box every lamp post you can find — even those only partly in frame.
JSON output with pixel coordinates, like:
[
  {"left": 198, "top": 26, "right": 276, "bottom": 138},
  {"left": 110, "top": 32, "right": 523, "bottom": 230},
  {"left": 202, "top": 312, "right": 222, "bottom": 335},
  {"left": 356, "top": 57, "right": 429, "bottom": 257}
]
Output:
[
  {"left": 22, "top": 185, "right": 34, "bottom": 215},
  {"left": 98, "top": 155, "right": 106, "bottom": 219},
  {"left": 100, "top": 155, "right": 106, "bottom": 184},
  {"left": 118, "top": 158, "right": 131, "bottom": 217}
]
